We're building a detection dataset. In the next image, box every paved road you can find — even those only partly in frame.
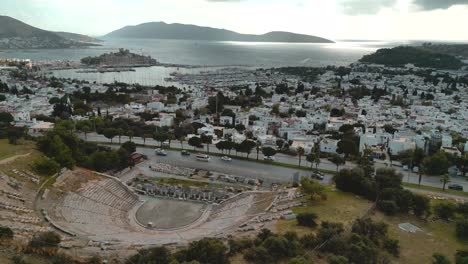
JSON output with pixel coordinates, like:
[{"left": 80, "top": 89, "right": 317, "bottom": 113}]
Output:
[
  {"left": 114, "top": 146, "right": 333, "bottom": 186},
  {"left": 81, "top": 132, "right": 468, "bottom": 191}
]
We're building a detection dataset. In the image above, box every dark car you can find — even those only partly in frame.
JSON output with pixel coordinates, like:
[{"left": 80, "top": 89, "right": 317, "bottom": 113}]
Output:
[
  {"left": 181, "top": 150, "right": 191, "bottom": 156},
  {"left": 448, "top": 184, "right": 463, "bottom": 191}
]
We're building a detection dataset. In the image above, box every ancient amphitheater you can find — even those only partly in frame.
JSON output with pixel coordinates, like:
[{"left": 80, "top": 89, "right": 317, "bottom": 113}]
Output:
[{"left": 43, "top": 170, "right": 276, "bottom": 247}]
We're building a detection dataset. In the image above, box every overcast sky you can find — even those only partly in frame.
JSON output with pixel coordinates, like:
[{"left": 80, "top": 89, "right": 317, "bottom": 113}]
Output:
[{"left": 2, "top": 0, "right": 468, "bottom": 41}]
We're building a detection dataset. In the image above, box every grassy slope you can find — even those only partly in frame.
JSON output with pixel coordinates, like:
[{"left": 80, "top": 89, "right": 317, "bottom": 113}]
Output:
[
  {"left": 0, "top": 139, "right": 33, "bottom": 161},
  {"left": 276, "top": 188, "right": 467, "bottom": 263}
]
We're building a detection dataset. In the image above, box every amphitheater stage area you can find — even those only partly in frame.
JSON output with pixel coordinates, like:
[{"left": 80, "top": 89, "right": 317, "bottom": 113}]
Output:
[
  {"left": 44, "top": 169, "right": 277, "bottom": 248},
  {"left": 135, "top": 198, "right": 207, "bottom": 229}
]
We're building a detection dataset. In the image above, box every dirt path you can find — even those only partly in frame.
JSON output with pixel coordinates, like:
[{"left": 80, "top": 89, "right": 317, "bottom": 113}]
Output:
[{"left": 0, "top": 153, "right": 31, "bottom": 165}]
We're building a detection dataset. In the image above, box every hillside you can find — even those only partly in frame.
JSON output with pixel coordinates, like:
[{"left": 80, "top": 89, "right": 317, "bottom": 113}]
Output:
[
  {"left": 54, "top": 31, "right": 102, "bottom": 43},
  {"left": 359, "top": 46, "right": 465, "bottom": 70},
  {"left": 0, "top": 16, "right": 98, "bottom": 49},
  {"left": 104, "top": 22, "right": 334, "bottom": 43},
  {"left": 419, "top": 43, "right": 468, "bottom": 58}
]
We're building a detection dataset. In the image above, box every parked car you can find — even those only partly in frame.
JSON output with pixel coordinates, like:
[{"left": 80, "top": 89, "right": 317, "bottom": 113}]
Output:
[
  {"left": 264, "top": 156, "right": 275, "bottom": 161},
  {"left": 448, "top": 184, "right": 463, "bottom": 191},
  {"left": 181, "top": 150, "right": 190, "bottom": 156}
]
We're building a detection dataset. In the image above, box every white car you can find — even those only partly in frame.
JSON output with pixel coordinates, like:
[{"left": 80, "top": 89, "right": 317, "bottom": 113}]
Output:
[
  {"left": 155, "top": 148, "right": 167, "bottom": 156},
  {"left": 221, "top": 156, "right": 232, "bottom": 161},
  {"left": 264, "top": 156, "right": 275, "bottom": 161}
]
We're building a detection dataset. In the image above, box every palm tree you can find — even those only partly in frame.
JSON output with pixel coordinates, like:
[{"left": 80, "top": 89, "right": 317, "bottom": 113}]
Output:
[
  {"left": 81, "top": 125, "right": 91, "bottom": 140},
  {"left": 306, "top": 153, "right": 319, "bottom": 170},
  {"left": 297, "top": 147, "right": 305, "bottom": 167},
  {"left": 179, "top": 136, "right": 186, "bottom": 150},
  {"left": 330, "top": 154, "right": 345, "bottom": 172},
  {"left": 256, "top": 141, "right": 262, "bottom": 161},
  {"left": 117, "top": 128, "right": 124, "bottom": 144},
  {"left": 126, "top": 130, "right": 134, "bottom": 142},
  {"left": 440, "top": 174, "right": 450, "bottom": 191}
]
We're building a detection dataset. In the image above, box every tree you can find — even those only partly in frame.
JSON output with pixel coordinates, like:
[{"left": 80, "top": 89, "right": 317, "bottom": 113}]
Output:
[
  {"left": 239, "top": 140, "right": 256, "bottom": 158},
  {"left": 81, "top": 125, "right": 91, "bottom": 139},
  {"left": 440, "top": 174, "right": 450, "bottom": 191},
  {"left": 423, "top": 152, "right": 450, "bottom": 175},
  {"left": 329, "top": 154, "right": 345, "bottom": 172},
  {"left": 306, "top": 153, "right": 318, "bottom": 170},
  {"left": 188, "top": 136, "right": 202, "bottom": 150},
  {"left": 412, "top": 194, "right": 431, "bottom": 218},
  {"left": 142, "top": 133, "right": 152, "bottom": 145},
  {"left": 28, "top": 231, "right": 61, "bottom": 252},
  {"left": 337, "top": 139, "right": 358, "bottom": 158},
  {"left": 47, "top": 135, "right": 75, "bottom": 169},
  {"left": 121, "top": 141, "right": 137, "bottom": 154},
  {"left": 126, "top": 130, "right": 134, "bottom": 142},
  {"left": 432, "top": 253, "right": 451, "bottom": 264},
  {"left": 434, "top": 202, "right": 457, "bottom": 220},
  {"left": 456, "top": 250, "right": 468, "bottom": 264},
  {"left": 126, "top": 246, "right": 171, "bottom": 264},
  {"left": 33, "top": 158, "right": 61, "bottom": 176},
  {"left": 460, "top": 153, "right": 468, "bottom": 177},
  {"left": 185, "top": 238, "right": 228, "bottom": 264},
  {"left": 456, "top": 219, "right": 468, "bottom": 240},
  {"left": 262, "top": 147, "right": 276, "bottom": 158},
  {"left": 375, "top": 168, "right": 403, "bottom": 191},
  {"left": 0, "top": 112, "right": 13, "bottom": 125},
  {"left": 297, "top": 147, "right": 305, "bottom": 167},
  {"left": 103, "top": 128, "right": 118, "bottom": 143},
  {"left": 153, "top": 132, "right": 169, "bottom": 147},
  {"left": 334, "top": 167, "right": 376, "bottom": 200},
  {"left": 301, "top": 177, "right": 325, "bottom": 200},
  {"left": 7, "top": 126, "right": 27, "bottom": 145},
  {"left": 201, "top": 134, "right": 213, "bottom": 154},
  {"left": 0, "top": 226, "right": 14, "bottom": 240},
  {"left": 256, "top": 141, "right": 262, "bottom": 161},
  {"left": 328, "top": 255, "right": 350, "bottom": 264},
  {"left": 296, "top": 212, "right": 318, "bottom": 228},
  {"left": 244, "top": 246, "right": 272, "bottom": 264}
]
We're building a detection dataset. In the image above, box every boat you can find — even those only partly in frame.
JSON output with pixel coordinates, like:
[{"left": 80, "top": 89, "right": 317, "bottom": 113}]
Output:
[
  {"left": 221, "top": 156, "right": 232, "bottom": 161},
  {"left": 196, "top": 154, "right": 210, "bottom": 161}
]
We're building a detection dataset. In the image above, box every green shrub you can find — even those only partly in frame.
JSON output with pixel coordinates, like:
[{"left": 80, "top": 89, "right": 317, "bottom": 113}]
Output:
[{"left": 296, "top": 212, "right": 318, "bottom": 228}]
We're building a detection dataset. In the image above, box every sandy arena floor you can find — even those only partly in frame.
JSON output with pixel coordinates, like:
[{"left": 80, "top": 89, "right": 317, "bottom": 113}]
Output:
[{"left": 135, "top": 198, "right": 207, "bottom": 229}]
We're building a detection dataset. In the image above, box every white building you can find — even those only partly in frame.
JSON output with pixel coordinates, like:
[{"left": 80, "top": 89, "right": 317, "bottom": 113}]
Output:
[
  {"left": 320, "top": 139, "right": 339, "bottom": 154},
  {"left": 388, "top": 137, "right": 416, "bottom": 155}
]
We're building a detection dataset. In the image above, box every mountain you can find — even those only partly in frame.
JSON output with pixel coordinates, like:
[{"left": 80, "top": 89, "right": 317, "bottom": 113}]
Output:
[
  {"left": 54, "top": 31, "right": 102, "bottom": 43},
  {"left": 0, "top": 16, "right": 99, "bottom": 49},
  {"left": 104, "top": 22, "right": 334, "bottom": 43}
]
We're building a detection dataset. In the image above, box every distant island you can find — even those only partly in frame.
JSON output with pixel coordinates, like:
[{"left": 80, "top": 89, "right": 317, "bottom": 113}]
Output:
[
  {"left": 81, "top": 48, "right": 158, "bottom": 66},
  {"left": 359, "top": 46, "right": 465, "bottom": 70},
  {"left": 104, "top": 21, "right": 334, "bottom": 43},
  {"left": 0, "top": 15, "right": 101, "bottom": 49}
]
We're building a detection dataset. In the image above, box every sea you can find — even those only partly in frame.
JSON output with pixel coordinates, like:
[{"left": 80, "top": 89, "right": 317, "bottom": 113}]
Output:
[{"left": 0, "top": 38, "right": 410, "bottom": 86}]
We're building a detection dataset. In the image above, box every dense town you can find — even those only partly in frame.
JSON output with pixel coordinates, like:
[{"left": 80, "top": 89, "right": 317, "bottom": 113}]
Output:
[
  {"left": 1, "top": 56, "right": 468, "bottom": 175},
  {"left": 1, "top": 52, "right": 468, "bottom": 264}
]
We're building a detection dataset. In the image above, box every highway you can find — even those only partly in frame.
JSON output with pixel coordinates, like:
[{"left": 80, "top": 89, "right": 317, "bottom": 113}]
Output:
[{"left": 81, "top": 132, "right": 468, "bottom": 191}]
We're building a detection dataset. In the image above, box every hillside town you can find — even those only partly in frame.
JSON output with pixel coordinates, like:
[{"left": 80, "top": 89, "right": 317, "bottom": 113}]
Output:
[{"left": 1, "top": 59, "right": 468, "bottom": 169}]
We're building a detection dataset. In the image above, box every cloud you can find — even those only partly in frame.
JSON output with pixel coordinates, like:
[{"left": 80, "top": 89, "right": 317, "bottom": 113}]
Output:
[
  {"left": 340, "top": 0, "right": 397, "bottom": 15},
  {"left": 412, "top": 0, "right": 468, "bottom": 11}
]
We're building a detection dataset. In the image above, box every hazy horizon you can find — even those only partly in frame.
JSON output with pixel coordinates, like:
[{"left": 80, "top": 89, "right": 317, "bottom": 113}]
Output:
[{"left": 1, "top": 0, "right": 468, "bottom": 42}]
